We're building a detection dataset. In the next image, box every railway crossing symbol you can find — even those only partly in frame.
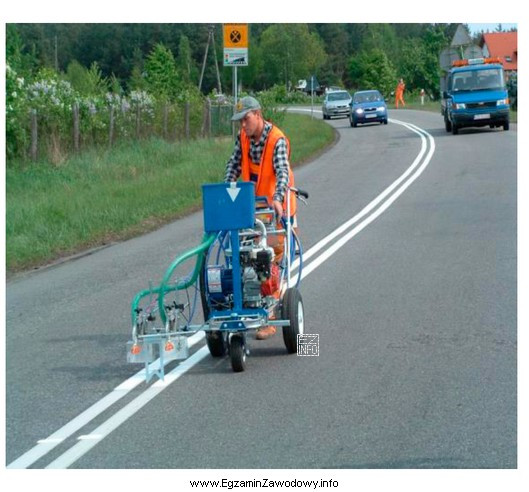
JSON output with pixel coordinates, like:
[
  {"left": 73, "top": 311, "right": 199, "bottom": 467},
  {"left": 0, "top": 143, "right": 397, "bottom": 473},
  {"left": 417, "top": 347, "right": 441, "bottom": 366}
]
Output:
[{"left": 223, "top": 24, "right": 249, "bottom": 66}]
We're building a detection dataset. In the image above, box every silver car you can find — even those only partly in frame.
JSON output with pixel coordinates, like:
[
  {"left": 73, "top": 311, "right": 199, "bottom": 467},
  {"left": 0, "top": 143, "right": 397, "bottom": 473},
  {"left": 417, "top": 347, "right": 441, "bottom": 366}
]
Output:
[{"left": 322, "top": 90, "right": 352, "bottom": 120}]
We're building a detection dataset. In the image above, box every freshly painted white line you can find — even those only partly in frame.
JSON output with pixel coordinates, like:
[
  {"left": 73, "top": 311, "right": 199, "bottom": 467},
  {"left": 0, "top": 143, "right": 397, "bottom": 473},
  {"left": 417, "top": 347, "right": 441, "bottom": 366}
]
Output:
[
  {"left": 77, "top": 434, "right": 103, "bottom": 441},
  {"left": 7, "top": 331, "right": 205, "bottom": 469},
  {"left": 45, "top": 346, "right": 210, "bottom": 469}
]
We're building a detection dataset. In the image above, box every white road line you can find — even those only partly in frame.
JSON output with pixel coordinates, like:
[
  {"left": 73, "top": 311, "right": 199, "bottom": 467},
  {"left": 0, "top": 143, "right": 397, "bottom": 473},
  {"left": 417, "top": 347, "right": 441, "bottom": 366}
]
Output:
[
  {"left": 45, "top": 346, "right": 210, "bottom": 469},
  {"left": 7, "top": 331, "right": 205, "bottom": 469},
  {"left": 293, "top": 120, "right": 435, "bottom": 283},
  {"left": 9, "top": 119, "right": 435, "bottom": 469},
  {"left": 290, "top": 118, "right": 428, "bottom": 272}
]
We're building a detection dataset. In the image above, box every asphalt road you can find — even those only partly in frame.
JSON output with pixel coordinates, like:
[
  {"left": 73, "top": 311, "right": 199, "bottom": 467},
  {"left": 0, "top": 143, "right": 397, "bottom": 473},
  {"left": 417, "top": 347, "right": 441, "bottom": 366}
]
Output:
[{"left": 6, "top": 109, "right": 517, "bottom": 473}]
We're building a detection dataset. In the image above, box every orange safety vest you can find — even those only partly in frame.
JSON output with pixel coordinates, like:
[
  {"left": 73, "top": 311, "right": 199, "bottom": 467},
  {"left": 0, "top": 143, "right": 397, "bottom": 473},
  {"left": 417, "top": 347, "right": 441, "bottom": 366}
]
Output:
[{"left": 240, "top": 125, "right": 297, "bottom": 217}]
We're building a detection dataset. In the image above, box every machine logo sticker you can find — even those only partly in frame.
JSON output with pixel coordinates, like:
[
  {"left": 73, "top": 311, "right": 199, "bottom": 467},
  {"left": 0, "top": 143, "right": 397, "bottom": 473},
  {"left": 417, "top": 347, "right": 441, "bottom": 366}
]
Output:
[{"left": 297, "top": 334, "right": 319, "bottom": 356}]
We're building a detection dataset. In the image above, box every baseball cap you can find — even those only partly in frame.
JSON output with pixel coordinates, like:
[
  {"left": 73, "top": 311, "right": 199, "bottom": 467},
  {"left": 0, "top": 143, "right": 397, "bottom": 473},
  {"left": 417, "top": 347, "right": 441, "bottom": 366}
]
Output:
[{"left": 231, "top": 96, "right": 261, "bottom": 121}]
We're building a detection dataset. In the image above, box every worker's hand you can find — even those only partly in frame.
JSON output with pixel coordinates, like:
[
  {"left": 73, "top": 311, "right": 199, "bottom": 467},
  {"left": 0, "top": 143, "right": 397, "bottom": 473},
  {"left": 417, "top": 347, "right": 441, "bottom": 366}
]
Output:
[{"left": 272, "top": 200, "right": 283, "bottom": 220}]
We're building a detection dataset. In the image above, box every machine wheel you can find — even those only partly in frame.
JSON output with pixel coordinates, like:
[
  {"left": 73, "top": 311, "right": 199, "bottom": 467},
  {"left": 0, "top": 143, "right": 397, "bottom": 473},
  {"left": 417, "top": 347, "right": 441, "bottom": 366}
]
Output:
[
  {"left": 206, "top": 332, "right": 226, "bottom": 357},
  {"left": 444, "top": 116, "right": 452, "bottom": 132},
  {"left": 451, "top": 122, "right": 459, "bottom": 135},
  {"left": 230, "top": 334, "right": 246, "bottom": 372},
  {"left": 281, "top": 288, "right": 304, "bottom": 353},
  {"left": 503, "top": 121, "right": 510, "bottom": 131}
]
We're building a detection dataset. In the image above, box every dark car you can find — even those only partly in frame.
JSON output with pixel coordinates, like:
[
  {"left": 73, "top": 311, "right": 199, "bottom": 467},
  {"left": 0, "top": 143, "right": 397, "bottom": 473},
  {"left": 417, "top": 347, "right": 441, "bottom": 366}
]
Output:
[{"left": 349, "top": 90, "right": 388, "bottom": 127}]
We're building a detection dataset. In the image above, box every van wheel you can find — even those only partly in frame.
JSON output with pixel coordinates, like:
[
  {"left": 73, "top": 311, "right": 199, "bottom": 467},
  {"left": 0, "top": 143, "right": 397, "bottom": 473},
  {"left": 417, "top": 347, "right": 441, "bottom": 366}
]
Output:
[
  {"left": 452, "top": 123, "right": 459, "bottom": 135},
  {"left": 445, "top": 116, "right": 452, "bottom": 132},
  {"left": 503, "top": 121, "right": 510, "bottom": 131}
]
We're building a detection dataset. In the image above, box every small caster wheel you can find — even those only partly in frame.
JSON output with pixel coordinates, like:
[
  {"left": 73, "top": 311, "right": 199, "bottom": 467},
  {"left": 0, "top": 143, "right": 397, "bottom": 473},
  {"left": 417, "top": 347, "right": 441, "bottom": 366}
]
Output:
[{"left": 230, "top": 334, "right": 246, "bottom": 372}]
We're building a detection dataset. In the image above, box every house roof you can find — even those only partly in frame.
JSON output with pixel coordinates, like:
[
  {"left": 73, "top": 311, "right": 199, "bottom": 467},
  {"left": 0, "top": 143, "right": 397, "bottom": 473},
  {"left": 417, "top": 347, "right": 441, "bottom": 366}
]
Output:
[{"left": 480, "top": 32, "right": 517, "bottom": 71}]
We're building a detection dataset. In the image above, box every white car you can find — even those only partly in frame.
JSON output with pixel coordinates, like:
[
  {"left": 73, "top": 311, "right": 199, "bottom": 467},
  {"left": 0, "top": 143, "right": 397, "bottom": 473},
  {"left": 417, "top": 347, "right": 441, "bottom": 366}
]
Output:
[{"left": 322, "top": 90, "right": 352, "bottom": 120}]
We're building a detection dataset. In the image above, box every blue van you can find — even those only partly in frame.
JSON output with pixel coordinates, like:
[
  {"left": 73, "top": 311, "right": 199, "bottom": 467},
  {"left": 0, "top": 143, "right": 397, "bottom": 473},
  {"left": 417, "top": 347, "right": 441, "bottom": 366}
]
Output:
[{"left": 441, "top": 58, "right": 510, "bottom": 135}]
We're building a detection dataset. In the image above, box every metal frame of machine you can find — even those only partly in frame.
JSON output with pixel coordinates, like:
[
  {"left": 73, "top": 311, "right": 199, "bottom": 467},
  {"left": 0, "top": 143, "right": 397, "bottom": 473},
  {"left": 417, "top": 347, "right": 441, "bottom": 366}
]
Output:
[{"left": 127, "top": 182, "right": 308, "bottom": 379}]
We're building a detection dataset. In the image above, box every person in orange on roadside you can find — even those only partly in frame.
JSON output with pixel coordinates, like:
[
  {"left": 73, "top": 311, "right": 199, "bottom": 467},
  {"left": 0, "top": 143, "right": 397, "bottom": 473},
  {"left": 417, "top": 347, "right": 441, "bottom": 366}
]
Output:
[{"left": 395, "top": 78, "right": 406, "bottom": 108}]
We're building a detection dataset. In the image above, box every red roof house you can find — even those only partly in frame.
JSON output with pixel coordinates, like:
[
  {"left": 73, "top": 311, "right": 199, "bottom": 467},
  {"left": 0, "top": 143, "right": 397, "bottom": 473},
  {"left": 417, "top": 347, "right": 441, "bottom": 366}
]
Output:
[{"left": 479, "top": 32, "right": 518, "bottom": 75}]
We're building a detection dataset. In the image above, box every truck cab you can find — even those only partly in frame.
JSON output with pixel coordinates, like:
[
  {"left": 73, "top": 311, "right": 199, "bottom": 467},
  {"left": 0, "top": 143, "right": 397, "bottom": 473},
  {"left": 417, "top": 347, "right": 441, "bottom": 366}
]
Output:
[{"left": 441, "top": 57, "right": 510, "bottom": 135}]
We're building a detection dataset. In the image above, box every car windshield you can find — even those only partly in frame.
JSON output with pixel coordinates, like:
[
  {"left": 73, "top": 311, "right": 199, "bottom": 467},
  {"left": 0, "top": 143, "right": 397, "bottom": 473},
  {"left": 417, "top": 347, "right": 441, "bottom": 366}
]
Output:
[
  {"left": 452, "top": 68, "right": 504, "bottom": 92},
  {"left": 354, "top": 92, "right": 383, "bottom": 103},
  {"left": 328, "top": 92, "right": 350, "bottom": 101}
]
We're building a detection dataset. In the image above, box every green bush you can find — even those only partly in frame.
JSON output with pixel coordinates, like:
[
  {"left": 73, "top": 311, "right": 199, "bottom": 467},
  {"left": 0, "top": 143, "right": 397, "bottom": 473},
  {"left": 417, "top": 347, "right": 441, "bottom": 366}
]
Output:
[
  {"left": 6, "top": 42, "right": 210, "bottom": 165},
  {"left": 6, "top": 64, "right": 30, "bottom": 159}
]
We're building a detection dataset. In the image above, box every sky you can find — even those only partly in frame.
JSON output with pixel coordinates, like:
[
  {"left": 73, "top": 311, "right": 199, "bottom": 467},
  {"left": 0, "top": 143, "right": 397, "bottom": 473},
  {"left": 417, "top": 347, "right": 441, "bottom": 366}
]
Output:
[{"left": 467, "top": 23, "right": 517, "bottom": 35}]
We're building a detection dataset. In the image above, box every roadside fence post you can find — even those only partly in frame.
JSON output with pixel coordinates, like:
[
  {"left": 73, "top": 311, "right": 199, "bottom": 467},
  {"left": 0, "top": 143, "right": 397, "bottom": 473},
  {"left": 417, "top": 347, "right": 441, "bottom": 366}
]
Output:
[
  {"left": 185, "top": 102, "right": 190, "bottom": 140},
  {"left": 73, "top": 102, "right": 80, "bottom": 153},
  {"left": 136, "top": 105, "right": 141, "bottom": 139},
  {"left": 163, "top": 103, "right": 169, "bottom": 140},
  {"left": 108, "top": 105, "right": 115, "bottom": 148},
  {"left": 30, "top": 108, "right": 38, "bottom": 161}
]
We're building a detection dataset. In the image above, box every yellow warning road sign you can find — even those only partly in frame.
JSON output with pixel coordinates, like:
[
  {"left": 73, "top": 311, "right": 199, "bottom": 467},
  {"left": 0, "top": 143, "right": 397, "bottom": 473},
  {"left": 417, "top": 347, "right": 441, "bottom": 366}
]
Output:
[{"left": 223, "top": 24, "right": 248, "bottom": 49}]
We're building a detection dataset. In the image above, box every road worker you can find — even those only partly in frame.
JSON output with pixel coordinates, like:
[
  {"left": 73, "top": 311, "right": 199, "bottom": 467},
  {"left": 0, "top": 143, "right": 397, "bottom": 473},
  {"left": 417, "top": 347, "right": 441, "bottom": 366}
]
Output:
[
  {"left": 224, "top": 96, "right": 297, "bottom": 340},
  {"left": 395, "top": 78, "right": 406, "bottom": 108}
]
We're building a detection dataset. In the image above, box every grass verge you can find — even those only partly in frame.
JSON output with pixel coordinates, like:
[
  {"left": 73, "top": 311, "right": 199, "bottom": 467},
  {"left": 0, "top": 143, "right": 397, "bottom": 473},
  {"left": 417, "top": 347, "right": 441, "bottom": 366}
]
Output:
[{"left": 7, "top": 113, "right": 334, "bottom": 274}]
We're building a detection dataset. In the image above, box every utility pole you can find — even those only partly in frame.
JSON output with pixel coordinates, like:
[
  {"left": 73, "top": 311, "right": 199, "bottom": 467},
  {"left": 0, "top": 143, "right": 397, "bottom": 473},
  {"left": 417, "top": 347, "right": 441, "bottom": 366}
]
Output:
[
  {"left": 210, "top": 26, "right": 222, "bottom": 94},
  {"left": 198, "top": 25, "right": 222, "bottom": 94}
]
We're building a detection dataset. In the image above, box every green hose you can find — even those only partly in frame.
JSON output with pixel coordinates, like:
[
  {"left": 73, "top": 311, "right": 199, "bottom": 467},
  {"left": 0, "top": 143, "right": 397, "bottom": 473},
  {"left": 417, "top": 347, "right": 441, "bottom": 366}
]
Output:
[{"left": 131, "top": 232, "right": 216, "bottom": 326}]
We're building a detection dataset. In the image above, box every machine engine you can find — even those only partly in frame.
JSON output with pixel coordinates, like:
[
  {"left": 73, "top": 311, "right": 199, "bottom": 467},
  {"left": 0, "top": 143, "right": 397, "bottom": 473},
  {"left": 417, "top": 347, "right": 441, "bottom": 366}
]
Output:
[{"left": 206, "top": 242, "right": 277, "bottom": 309}]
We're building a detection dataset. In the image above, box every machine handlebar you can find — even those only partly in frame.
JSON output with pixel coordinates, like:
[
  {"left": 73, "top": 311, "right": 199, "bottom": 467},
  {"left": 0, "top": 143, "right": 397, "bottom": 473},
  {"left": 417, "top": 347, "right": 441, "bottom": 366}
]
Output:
[{"left": 290, "top": 187, "right": 309, "bottom": 200}]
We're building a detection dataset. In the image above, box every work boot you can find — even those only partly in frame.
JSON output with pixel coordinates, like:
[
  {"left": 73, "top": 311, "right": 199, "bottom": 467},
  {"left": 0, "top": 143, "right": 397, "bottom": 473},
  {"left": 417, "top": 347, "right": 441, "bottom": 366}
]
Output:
[{"left": 256, "top": 325, "right": 276, "bottom": 340}]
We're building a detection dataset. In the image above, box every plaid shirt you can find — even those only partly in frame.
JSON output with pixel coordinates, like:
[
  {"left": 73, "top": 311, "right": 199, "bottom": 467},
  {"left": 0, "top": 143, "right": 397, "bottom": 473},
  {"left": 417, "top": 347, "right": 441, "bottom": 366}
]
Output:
[{"left": 224, "top": 122, "right": 290, "bottom": 203}]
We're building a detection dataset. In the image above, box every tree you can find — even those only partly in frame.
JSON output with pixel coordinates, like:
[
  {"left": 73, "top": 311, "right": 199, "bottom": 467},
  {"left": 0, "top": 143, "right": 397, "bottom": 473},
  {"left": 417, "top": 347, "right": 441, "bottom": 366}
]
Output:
[
  {"left": 361, "top": 24, "right": 399, "bottom": 64},
  {"left": 400, "top": 25, "right": 449, "bottom": 100},
  {"left": 349, "top": 48, "right": 397, "bottom": 97},
  {"left": 259, "top": 24, "right": 326, "bottom": 90},
  {"left": 66, "top": 60, "right": 108, "bottom": 96},
  {"left": 144, "top": 43, "right": 180, "bottom": 100},
  {"left": 6, "top": 24, "right": 38, "bottom": 76},
  {"left": 314, "top": 24, "right": 350, "bottom": 86},
  {"left": 176, "top": 34, "right": 196, "bottom": 85}
]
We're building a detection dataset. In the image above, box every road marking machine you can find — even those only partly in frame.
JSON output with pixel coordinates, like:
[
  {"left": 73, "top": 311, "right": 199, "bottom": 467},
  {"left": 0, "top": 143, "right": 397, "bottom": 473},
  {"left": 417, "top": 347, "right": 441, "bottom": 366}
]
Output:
[{"left": 127, "top": 182, "right": 308, "bottom": 379}]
